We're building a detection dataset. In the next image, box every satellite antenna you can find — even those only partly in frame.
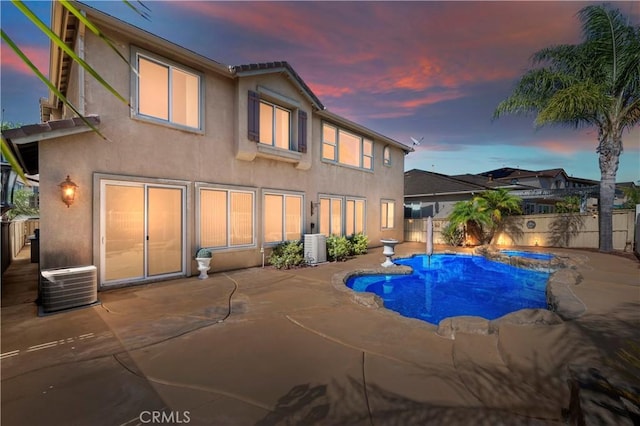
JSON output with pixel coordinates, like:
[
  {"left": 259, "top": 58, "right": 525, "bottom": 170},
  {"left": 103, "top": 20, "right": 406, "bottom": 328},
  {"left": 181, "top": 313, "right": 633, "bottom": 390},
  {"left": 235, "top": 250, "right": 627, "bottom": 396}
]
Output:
[{"left": 410, "top": 136, "right": 423, "bottom": 146}]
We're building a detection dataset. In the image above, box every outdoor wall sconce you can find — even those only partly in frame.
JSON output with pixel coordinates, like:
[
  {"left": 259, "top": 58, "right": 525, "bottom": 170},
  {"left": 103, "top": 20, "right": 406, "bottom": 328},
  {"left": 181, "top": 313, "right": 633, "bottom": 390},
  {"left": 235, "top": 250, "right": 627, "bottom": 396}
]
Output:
[
  {"left": 310, "top": 201, "right": 320, "bottom": 216},
  {"left": 59, "top": 175, "right": 78, "bottom": 208}
]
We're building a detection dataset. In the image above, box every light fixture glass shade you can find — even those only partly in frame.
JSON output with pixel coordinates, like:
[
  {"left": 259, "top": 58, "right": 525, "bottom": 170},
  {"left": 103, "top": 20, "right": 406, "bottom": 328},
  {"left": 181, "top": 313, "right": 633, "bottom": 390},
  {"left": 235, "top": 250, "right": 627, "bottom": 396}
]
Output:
[{"left": 59, "top": 175, "right": 78, "bottom": 207}]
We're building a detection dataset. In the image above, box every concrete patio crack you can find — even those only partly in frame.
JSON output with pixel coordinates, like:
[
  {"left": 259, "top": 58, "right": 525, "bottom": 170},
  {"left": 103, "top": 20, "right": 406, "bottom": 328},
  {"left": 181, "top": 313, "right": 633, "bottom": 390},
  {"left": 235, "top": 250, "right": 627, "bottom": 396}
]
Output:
[
  {"left": 284, "top": 314, "right": 429, "bottom": 370},
  {"left": 362, "top": 351, "right": 375, "bottom": 426}
]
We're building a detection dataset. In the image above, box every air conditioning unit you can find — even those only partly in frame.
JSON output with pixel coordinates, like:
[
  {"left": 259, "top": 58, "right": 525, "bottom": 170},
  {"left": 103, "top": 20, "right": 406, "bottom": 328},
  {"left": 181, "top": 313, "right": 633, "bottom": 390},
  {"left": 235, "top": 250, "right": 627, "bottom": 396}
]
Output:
[
  {"left": 304, "top": 234, "right": 327, "bottom": 264},
  {"left": 40, "top": 265, "right": 98, "bottom": 314}
]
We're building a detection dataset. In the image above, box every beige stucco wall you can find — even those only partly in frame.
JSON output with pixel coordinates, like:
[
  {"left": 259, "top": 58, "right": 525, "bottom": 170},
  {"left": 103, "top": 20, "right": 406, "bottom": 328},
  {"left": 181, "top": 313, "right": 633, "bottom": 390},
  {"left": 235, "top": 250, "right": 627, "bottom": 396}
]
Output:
[{"left": 39, "top": 20, "right": 407, "bottom": 286}]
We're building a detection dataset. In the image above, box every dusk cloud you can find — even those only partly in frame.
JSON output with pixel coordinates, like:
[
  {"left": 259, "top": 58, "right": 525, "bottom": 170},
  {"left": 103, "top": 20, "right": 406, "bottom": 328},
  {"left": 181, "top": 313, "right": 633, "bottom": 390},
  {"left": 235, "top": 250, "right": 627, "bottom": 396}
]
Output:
[
  {"left": 1, "top": 1, "right": 638, "bottom": 181},
  {"left": 0, "top": 44, "right": 49, "bottom": 76}
]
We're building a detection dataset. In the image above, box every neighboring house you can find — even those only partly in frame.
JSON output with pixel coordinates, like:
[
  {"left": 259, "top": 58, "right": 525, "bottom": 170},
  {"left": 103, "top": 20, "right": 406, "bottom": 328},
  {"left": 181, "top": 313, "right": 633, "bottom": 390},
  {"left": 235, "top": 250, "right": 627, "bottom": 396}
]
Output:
[
  {"left": 404, "top": 169, "right": 524, "bottom": 219},
  {"left": 3, "top": 3, "right": 411, "bottom": 289},
  {"left": 480, "top": 167, "right": 600, "bottom": 214},
  {"left": 405, "top": 167, "right": 602, "bottom": 219}
]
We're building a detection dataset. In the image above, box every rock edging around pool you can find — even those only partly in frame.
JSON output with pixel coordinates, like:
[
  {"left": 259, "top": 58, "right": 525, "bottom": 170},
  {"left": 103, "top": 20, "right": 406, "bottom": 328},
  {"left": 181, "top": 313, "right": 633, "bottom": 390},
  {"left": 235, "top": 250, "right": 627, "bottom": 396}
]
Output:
[
  {"left": 334, "top": 251, "right": 586, "bottom": 340},
  {"left": 474, "top": 247, "right": 587, "bottom": 322},
  {"left": 332, "top": 265, "right": 412, "bottom": 309}
]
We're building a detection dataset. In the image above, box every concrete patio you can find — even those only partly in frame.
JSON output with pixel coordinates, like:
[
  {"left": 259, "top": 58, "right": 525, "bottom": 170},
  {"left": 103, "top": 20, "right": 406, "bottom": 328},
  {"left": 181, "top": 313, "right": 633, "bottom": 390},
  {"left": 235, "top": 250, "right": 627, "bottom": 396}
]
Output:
[{"left": 1, "top": 243, "right": 638, "bottom": 425}]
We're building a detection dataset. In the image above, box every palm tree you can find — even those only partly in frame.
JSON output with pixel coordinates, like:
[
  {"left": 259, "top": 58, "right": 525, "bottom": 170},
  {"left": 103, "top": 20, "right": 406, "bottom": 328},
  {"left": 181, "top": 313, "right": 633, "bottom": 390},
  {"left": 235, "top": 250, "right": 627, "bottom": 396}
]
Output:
[
  {"left": 475, "top": 188, "right": 522, "bottom": 244},
  {"left": 494, "top": 4, "right": 640, "bottom": 252},
  {"left": 448, "top": 199, "right": 491, "bottom": 245}
]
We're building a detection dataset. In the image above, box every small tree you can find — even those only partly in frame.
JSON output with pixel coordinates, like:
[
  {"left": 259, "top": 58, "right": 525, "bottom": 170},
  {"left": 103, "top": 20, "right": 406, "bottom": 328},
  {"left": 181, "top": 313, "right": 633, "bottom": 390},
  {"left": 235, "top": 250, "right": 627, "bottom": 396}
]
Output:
[
  {"left": 555, "top": 195, "right": 582, "bottom": 213},
  {"left": 621, "top": 186, "right": 640, "bottom": 209},
  {"left": 7, "top": 188, "right": 38, "bottom": 220},
  {"left": 448, "top": 199, "right": 491, "bottom": 245},
  {"left": 475, "top": 189, "right": 523, "bottom": 244},
  {"left": 441, "top": 222, "right": 465, "bottom": 247}
]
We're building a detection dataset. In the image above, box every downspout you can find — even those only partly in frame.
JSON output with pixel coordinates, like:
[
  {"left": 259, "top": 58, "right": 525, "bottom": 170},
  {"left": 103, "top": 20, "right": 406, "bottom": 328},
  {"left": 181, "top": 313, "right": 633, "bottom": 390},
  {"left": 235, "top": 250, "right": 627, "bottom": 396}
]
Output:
[{"left": 77, "top": 13, "right": 86, "bottom": 116}]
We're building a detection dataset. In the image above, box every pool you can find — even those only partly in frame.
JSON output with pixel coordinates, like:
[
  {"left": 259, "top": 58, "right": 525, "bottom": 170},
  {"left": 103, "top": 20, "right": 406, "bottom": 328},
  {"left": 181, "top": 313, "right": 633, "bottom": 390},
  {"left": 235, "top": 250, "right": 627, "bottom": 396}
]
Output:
[
  {"left": 346, "top": 254, "right": 549, "bottom": 325},
  {"left": 500, "top": 250, "right": 554, "bottom": 261}
]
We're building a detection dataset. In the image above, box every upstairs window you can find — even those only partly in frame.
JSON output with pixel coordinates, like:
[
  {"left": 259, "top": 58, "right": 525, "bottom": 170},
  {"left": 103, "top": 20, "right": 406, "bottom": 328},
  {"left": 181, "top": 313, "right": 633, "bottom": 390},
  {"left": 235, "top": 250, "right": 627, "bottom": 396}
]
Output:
[
  {"left": 259, "top": 101, "right": 291, "bottom": 149},
  {"left": 247, "top": 91, "right": 307, "bottom": 153},
  {"left": 322, "top": 123, "right": 373, "bottom": 170},
  {"left": 383, "top": 146, "right": 391, "bottom": 166},
  {"left": 134, "top": 50, "right": 203, "bottom": 131}
]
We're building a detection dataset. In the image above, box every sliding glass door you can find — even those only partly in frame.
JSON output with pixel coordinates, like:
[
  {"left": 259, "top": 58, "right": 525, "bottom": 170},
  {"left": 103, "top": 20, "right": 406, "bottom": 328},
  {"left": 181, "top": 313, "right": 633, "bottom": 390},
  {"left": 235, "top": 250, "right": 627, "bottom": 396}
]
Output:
[{"left": 101, "top": 180, "right": 185, "bottom": 286}]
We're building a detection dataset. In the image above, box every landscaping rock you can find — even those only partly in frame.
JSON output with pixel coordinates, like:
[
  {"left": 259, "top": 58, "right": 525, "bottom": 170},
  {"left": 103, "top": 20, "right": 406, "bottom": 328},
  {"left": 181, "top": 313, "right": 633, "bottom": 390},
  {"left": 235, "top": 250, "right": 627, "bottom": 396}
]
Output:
[
  {"left": 489, "top": 308, "right": 563, "bottom": 334},
  {"left": 437, "top": 316, "right": 490, "bottom": 340},
  {"left": 547, "top": 280, "right": 586, "bottom": 320},
  {"left": 352, "top": 292, "right": 384, "bottom": 309}
]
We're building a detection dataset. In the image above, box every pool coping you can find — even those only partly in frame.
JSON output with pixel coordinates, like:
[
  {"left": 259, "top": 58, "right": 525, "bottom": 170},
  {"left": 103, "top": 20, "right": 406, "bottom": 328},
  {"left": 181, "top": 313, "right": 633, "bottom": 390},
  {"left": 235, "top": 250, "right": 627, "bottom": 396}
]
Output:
[{"left": 332, "top": 250, "right": 586, "bottom": 340}]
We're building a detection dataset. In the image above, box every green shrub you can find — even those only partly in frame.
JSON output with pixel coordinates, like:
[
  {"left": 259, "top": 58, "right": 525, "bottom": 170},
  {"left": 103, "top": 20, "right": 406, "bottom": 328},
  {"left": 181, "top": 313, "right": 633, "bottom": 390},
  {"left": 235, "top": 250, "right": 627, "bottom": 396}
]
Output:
[
  {"left": 268, "top": 240, "right": 306, "bottom": 269},
  {"left": 442, "top": 222, "right": 464, "bottom": 246},
  {"left": 326, "top": 235, "right": 350, "bottom": 262},
  {"left": 348, "top": 233, "right": 369, "bottom": 255}
]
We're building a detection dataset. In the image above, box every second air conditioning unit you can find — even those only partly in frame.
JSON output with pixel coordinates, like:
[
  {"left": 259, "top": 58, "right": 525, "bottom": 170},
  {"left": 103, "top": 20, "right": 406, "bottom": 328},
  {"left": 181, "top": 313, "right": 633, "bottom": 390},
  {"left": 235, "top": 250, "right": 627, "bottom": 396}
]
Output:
[{"left": 304, "top": 233, "right": 327, "bottom": 264}]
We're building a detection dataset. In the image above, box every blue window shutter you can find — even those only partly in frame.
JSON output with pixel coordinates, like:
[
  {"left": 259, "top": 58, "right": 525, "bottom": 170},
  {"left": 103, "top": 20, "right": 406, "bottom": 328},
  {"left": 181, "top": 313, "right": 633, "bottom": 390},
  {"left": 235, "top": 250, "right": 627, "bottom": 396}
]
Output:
[
  {"left": 298, "top": 110, "right": 307, "bottom": 153},
  {"left": 248, "top": 91, "right": 260, "bottom": 141}
]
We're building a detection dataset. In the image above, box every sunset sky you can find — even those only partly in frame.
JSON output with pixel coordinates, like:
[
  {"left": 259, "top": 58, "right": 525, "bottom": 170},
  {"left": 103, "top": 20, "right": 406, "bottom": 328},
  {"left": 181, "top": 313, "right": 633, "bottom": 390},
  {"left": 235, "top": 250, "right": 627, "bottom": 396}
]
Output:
[{"left": 1, "top": 1, "right": 638, "bottom": 182}]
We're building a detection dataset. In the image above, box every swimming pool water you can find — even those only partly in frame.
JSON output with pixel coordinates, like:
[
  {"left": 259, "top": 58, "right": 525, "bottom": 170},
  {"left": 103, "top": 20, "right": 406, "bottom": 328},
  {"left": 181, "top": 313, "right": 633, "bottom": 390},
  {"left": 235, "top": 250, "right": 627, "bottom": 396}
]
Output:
[
  {"left": 500, "top": 250, "right": 554, "bottom": 261},
  {"left": 346, "top": 254, "right": 549, "bottom": 325}
]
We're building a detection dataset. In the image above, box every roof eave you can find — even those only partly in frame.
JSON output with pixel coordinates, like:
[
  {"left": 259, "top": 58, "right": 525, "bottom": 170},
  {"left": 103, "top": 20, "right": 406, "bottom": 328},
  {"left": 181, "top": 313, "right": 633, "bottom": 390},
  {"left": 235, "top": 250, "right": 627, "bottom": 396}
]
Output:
[
  {"left": 231, "top": 63, "right": 325, "bottom": 111},
  {"left": 1, "top": 116, "right": 101, "bottom": 175}
]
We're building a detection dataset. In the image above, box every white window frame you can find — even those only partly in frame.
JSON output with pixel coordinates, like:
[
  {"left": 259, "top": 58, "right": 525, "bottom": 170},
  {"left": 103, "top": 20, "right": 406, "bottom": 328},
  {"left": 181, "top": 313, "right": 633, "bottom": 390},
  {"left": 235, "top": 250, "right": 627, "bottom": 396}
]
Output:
[
  {"left": 263, "top": 191, "right": 304, "bottom": 245},
  {"left": 345, "top": 197, "right": 367, "bottom": 236},
  {"left": 319, "top": 195, "right": 366, "bottom": 237},
  {"left": 322, "top": 122, "right": 374, "bottom": 171},
  {"left": 197, "top": 184, "right": 256, "bottom": 251},
  {"left": 131, "top": 47, "right": 204, "bottom": 132},
  {"left": 259, "top": 100, "right": 292, "bottom": 150},
  {"left": 381, "top": 199, "right": 395, "bottom": 230},
  {"left": 383, "top": 145, "right": 392, "bottom": 166}
]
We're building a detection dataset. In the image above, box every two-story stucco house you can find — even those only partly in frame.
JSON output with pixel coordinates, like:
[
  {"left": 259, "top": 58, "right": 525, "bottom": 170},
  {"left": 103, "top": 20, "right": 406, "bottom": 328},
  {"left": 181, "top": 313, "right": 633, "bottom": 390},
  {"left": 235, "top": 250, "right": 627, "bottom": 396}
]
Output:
[{"left": 3, "top": 2, "right": 410, "bottom": 289}]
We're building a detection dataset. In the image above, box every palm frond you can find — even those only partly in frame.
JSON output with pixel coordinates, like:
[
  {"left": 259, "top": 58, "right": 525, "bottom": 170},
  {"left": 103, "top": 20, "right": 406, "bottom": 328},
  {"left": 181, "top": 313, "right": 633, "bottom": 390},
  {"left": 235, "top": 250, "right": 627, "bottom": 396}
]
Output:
[
  {"left": 494, "top": 68, "right": 576, "bottom": 119},
  {"left": 1, "top": 29, "right": 107, "bottom": 140},
  {"left": 12, "top": 0, "right": 129, "bottom": 107},
  {"left": 122, "top": 0, "right": 151, "bottom": 20},
  {"left": 619, "top": 99, "right": 640, "bottom": 128},
  {"left": 536, "top": 82, "right": 610, "bottom": 127},
  {"left": 1, "top": 137, "right": 29, "bottom": 185},
  {"left": 60, "top": 0, "right": 135, "bottom": 79}
]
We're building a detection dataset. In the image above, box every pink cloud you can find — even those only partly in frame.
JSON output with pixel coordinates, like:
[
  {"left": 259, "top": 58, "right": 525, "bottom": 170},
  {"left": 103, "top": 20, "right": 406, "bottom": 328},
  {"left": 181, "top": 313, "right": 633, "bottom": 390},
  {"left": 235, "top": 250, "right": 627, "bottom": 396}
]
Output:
[
  {"left": 308, "top": 82, "right": 353, "bottom": 99},
  {"left": 1, "top": 44, "right": 49, "bottom": 76},
  {"left": 537, "top": 140, "right": 585, "bottom": 155},
  {"left": 170, "top": 1, "right": 624, "bottom": 120}
]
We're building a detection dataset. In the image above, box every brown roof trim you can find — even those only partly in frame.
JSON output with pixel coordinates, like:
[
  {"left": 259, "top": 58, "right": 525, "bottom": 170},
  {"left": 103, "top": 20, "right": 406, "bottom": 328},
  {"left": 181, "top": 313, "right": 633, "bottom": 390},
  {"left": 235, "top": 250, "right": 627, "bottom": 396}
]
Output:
[
  {"left": 1, "top": 116, "right": 100, "bottom": 175},
  {"left": 231, "top": 62, "right": 325, "bottom": 111}
]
